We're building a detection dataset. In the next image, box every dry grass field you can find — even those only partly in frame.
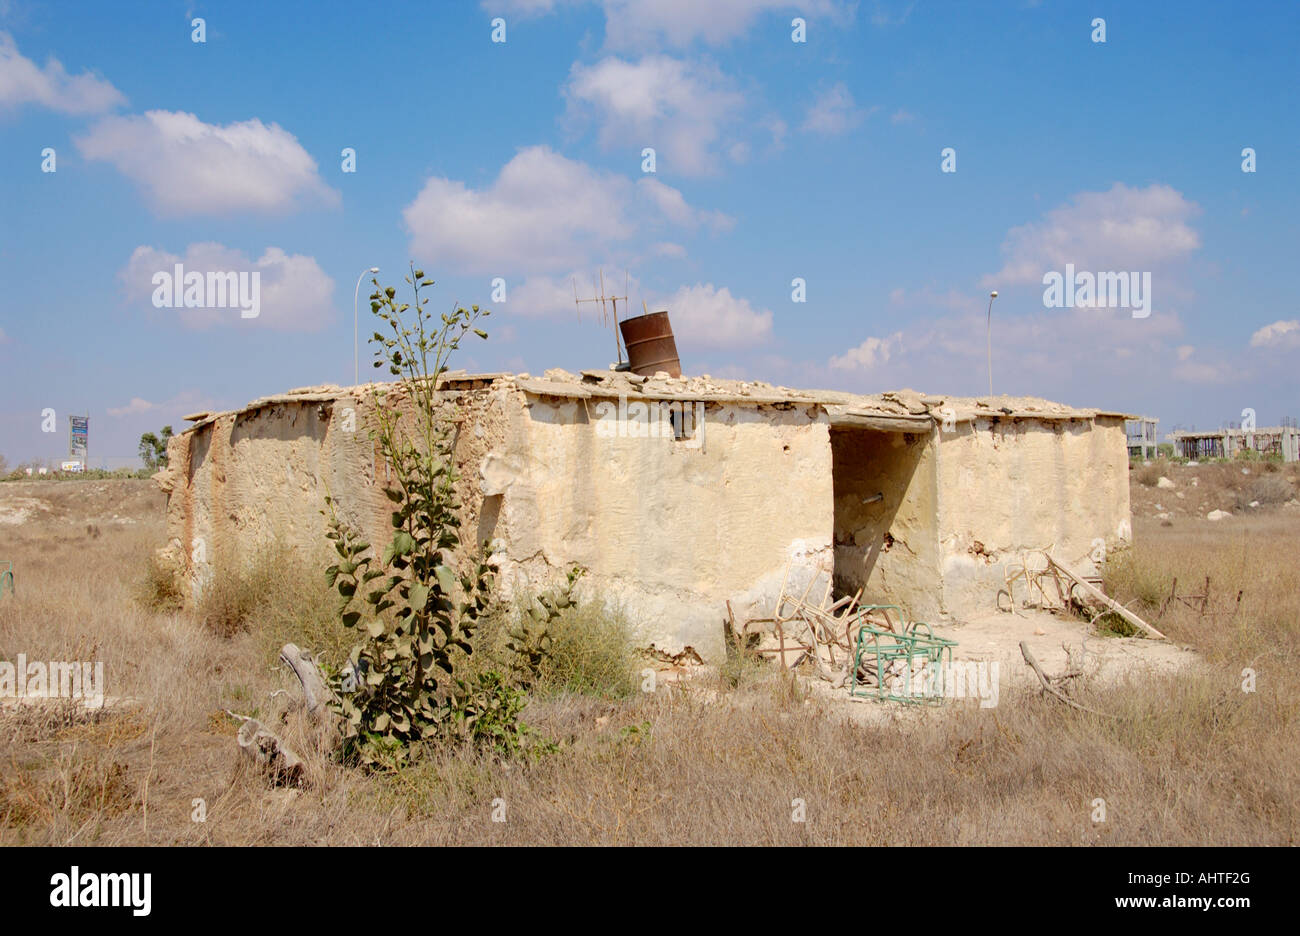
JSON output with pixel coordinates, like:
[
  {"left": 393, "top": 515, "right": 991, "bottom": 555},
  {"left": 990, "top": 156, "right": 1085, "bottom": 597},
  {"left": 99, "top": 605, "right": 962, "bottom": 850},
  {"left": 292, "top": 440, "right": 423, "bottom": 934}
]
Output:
[{"left": 0, "top": 472, "right": 1296, "bottom": 845}]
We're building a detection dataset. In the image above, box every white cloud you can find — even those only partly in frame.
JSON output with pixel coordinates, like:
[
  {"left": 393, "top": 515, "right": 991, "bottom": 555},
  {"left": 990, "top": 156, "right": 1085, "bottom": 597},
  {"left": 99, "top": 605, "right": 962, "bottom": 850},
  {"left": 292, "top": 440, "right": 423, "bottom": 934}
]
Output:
[
  {"left": 495, "top": 0, "right": 561, "bottom": 14},
  {"left": 821, "top": 293, "right": 1196, "bottom": 395},
  {"left": 1249, "top": 319, "right": 1300, "bottom": 348},
  {"left": 830, "top": 333, "right": 900, "bottom": 371},
  {"left": 652, "top": 241, "right": 687, "bottom": 258},
  {"left": 403, "top": 146, "right": 724, "bottom": 274},
  {"left": 607, "top": 0, "right": 848, "bottom": 49},
  {"left": 1170, "top": 350, "right": 1236, "bottom": 384},
  {"left": 637, "top": 177, "right": 733, "bottom": 231},
  {"left": 889, "top": 109, "right": 916, "bottom": 124},
  {"left": 984, "top": 183, "right": 1201, "bottom": 287},
  {"left": 565, "top": 55, "right": 745, "bottom": 176},
  {"left": 659, "top": 282, "right": 771, "bottom": 349},
  {"left": 118, "top": 242, "right": 335, "bottom": 331},
  {"left": 802, "top": 82, "right": 868, "bottom": 136},
  {"left": 107, "top": 397, "right": 158, "bottom": 417},
  {"left": 0, "top": 31, "right": 125, "bottom": 114},
  {"left": 870, "top": 1, "right": 915, "bottom": 27},
  {"left": 508, "top": 270, "right": 647, "bottom": 321},
  {"left": 76, "top": 110, "right": 338, "bottom": 216},
  {"left": 511, "top": 274, "right": 587, "bottom": 318},
  {"left": 104, "top": 390, "right": 212, "bottom": 429},
  {"left": 494, "top": 0, "right": 848, "bottom": 49},
  {"left": 764, "top": 116, "right": 788, "bottom": 149}
]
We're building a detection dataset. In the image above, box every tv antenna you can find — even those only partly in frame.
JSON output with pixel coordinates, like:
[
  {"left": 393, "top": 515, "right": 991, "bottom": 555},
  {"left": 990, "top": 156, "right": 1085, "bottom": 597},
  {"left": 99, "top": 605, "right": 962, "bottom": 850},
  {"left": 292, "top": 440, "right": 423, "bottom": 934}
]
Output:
[{"left": 573, "top": 268, "right": 628, "bottom": 364}]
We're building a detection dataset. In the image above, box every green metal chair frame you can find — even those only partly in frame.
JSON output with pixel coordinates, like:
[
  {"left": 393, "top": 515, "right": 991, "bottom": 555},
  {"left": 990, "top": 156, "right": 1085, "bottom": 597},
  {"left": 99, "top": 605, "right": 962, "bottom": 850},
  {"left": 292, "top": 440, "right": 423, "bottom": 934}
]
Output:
[
  {"left": 849, "top": 611, "right": 957, "bottom": 704},
  {"left": 0, "top": 561, "right": 13, "bottom": 599}
]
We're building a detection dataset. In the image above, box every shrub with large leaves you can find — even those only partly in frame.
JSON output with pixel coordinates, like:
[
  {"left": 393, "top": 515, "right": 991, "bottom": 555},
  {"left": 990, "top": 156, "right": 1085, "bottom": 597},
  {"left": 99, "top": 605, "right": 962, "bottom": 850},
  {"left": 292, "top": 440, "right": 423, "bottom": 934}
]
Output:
[{"left": 323, "top": 265, "right": 493, "bottom": 767}]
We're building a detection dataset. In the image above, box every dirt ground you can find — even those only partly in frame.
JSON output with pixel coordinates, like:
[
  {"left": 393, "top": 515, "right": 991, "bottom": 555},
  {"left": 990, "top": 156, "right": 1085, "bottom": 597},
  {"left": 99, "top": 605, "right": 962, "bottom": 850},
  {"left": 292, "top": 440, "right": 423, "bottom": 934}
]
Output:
[
  {"left": 1129, "top": 458, "right": 1300, "bottom": 521},
  {"left": 0, "top": 478, "right": 164, "bottom": 528}
]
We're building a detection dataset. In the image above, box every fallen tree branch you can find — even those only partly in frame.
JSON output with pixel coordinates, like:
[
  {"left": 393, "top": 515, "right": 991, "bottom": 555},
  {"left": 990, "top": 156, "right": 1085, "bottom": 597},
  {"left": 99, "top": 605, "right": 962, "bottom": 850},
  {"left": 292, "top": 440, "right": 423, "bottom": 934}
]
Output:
[
  {"left": 231, "top": 714, "right": 305, "bottom": 786},
  {"left": 279, "top": 643, "right": 334, "bottom": 719},
  {"left": 1019, "top": 641, "right": 1116, "bottom": 719},
  {"left": 223, "top": 643, "right": 341, "bottom": 787}
]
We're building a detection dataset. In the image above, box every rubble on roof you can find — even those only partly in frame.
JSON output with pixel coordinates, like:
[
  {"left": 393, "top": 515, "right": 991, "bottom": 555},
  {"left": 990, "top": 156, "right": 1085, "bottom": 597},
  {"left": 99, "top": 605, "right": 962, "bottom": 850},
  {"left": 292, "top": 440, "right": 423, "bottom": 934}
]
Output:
[{"left": 177, "top": 367, "right": 1133, "bottom": 436}]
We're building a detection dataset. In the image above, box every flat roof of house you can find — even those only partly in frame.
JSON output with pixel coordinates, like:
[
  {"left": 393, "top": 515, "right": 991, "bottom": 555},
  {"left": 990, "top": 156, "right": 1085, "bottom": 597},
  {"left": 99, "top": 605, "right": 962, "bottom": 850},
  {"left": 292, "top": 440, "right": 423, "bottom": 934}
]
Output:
[{"left": 180, "top": 368, "right": 1134, "bottom": 434}]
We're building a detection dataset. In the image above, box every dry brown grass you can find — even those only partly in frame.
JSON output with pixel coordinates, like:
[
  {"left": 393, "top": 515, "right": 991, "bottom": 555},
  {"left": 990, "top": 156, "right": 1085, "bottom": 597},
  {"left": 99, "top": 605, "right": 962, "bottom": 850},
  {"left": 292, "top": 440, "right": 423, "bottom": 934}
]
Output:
[
  {"left": 0, "top": 478, "right": 1295, "bottom": 845},
  {"left": 1132, "top": 461, "right": 1163, "bottom": 487}
]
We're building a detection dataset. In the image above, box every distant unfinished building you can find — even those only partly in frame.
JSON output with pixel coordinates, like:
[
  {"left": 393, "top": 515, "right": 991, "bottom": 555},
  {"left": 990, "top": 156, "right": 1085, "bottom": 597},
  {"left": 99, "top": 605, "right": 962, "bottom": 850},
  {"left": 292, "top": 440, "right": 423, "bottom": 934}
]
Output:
[
  {"left": 1125, "top": 417, "right": 1159, "bottom": 459},
  {"left": 1172, "top": 426, "right": 1300, "bottom": 462},
  {"left": 156, "top": 370, "right": 1134, "bottom": 660}
]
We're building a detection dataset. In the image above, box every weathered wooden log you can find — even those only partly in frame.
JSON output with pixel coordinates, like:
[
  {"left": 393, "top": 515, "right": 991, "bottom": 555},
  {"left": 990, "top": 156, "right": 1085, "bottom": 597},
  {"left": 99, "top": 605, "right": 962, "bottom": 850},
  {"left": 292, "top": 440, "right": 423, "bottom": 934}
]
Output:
[
  {"left": 234, "top": 715, "right": 304, "bottom": 785},
  {"left": 278, "top": 643, "right": 334, "bottom": 719},
  {"left": 228, "top": 643, "right": 342, "bottom": 785}
]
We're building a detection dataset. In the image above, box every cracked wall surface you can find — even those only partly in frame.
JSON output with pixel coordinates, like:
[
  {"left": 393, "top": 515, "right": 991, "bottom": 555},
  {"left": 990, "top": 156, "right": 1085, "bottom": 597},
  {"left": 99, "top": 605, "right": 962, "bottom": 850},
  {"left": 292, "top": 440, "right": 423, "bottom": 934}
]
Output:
[
  {"left": 155, "top": 375, "right": 1131, "bottom": 661},
  {"left": 485, "top": 395, "right": 833, "bottom": 659},
  {"left": 934, "top": 416, "right": 1131, "bottom": 612}
]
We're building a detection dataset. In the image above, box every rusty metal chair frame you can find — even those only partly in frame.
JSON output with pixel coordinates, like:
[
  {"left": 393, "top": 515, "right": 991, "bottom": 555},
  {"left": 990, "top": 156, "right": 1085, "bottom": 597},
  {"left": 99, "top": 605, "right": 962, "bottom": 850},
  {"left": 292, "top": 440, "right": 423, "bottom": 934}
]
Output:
[{"left": 1156, "top": 575, "right": 1243, "bottom": 622}]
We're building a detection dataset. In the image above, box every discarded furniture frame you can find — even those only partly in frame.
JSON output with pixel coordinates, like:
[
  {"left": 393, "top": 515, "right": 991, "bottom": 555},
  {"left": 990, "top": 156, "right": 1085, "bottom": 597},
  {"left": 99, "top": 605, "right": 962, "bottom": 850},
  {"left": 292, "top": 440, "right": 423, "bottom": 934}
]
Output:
[
  {"left": 997, "top": 550, "right": 1166, "bottom": 641},
  {"left": 998, "top": 549, "right": 1068, "bottom": 612},
  {"left": 1156, "top": 576, "right": 1242, "bottom": 622},
  {"left": 744, "top": 560, "right": 961, "bottom": 701},
  {"left": 850, "top": 617, "right": 957, "bottom": 704},
  {"left": 748, "top": 562, "right": 909, "bottom": 682},
  {"left": 1048, "top": 556, "right": 1166, "bottom": 640},
  {"left": 0, "top": 561, "right": 12, "bottom": 599},
  {"left": 748, "top": 561, "right": 865, "bottom": 678}
]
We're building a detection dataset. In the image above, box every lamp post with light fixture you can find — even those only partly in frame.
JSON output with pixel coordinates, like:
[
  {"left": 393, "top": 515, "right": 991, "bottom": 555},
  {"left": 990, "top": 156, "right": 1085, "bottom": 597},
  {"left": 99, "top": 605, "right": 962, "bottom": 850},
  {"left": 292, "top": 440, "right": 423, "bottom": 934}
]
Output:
[
  {"left": 354, "top": 266, "right": 380, "bottom": 386},
  {"left": 986, "top": 290, "right": 998, "bottom": 397}
]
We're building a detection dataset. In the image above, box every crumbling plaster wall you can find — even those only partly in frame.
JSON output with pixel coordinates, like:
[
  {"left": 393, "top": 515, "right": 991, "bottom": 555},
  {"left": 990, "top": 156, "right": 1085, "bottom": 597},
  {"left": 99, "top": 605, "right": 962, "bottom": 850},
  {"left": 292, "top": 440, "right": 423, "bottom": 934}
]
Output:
[
  {"left": 160, "top": 387, "right": 835, "bottom": 661},
  {"left": 159, "top": 405, "right": 339, "bottom": 592},
  {"left": 158, "top": 387, "right": 509, "bottom": 590},
  {"left": 933, "top": 416, "right": 1131, "bottom": 612},
  {"left": 484, "top": 394, "right": 834, "bottom": 660},
  {"left": 158, "top": 385, "right": 1131, "bottom": 659}
]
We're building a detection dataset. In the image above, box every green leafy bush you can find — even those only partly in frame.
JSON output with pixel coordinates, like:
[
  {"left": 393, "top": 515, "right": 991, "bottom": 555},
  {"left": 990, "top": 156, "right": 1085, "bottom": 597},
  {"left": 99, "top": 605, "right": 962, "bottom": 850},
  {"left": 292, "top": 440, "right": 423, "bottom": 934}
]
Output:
[{"left": 324, "top": 266, "right": 498, "bottom": 768}]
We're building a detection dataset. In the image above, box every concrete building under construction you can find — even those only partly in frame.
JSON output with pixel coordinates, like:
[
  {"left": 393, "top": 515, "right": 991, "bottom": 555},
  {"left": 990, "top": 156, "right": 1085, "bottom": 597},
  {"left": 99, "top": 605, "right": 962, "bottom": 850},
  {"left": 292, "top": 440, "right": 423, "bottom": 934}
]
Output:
[{"left": 1172, "top": 426, "right": 1300, "bottom": 462}]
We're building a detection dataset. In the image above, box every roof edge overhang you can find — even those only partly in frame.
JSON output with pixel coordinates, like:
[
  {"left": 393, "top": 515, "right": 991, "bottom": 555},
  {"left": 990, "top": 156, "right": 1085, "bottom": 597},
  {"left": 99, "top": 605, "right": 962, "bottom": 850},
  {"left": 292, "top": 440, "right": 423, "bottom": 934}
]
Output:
[{"left": 825, "top": 409, "right": 933, "bottom": 432}]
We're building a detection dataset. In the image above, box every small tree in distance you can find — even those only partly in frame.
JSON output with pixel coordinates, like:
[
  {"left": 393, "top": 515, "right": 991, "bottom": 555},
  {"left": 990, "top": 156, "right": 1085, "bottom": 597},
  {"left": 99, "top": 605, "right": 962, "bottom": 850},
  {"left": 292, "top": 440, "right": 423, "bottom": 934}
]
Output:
[{"left": 139, "top": 426, "right": 174, "bottom": 470}]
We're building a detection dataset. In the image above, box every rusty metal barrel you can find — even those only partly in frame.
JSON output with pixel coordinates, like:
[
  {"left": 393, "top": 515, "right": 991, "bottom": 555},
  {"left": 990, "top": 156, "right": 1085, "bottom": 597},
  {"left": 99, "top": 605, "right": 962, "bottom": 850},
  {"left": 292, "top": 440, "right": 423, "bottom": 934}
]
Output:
[{"left": 619, "top": 310, "right": 681, "bottom": 377}]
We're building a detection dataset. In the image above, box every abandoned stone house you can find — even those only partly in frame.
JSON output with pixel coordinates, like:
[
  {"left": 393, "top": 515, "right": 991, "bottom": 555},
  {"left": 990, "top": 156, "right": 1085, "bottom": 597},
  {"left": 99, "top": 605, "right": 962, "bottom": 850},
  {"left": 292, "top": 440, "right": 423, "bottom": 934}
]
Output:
[{"left": 155, "top": 368, "right": 1132, "bottom": 661}]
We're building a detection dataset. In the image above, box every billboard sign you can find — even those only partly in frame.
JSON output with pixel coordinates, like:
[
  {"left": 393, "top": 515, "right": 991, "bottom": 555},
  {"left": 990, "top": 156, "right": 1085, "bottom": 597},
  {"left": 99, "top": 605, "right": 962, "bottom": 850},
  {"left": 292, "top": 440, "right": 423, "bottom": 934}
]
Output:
[{"left": 69, "top": 415, "right": 88, "bottom": 459}]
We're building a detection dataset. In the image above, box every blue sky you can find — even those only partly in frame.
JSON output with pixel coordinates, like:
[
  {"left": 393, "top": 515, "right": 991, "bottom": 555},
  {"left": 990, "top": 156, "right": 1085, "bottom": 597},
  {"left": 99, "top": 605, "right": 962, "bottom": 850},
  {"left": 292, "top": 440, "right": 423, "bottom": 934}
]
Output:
[{"left": 1, "top": 0, "right": 1297, "bottom": 466}]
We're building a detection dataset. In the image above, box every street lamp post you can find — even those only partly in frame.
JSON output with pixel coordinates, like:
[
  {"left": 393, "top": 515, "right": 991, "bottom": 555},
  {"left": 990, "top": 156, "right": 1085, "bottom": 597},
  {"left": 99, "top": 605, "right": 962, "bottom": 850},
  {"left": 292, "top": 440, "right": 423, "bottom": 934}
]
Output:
[
  {"left": 986, "top": 290, "right": 998, "bottom": 397},
  {"left": 354, "top": 266, "right": 380, "bottom": 386}
]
